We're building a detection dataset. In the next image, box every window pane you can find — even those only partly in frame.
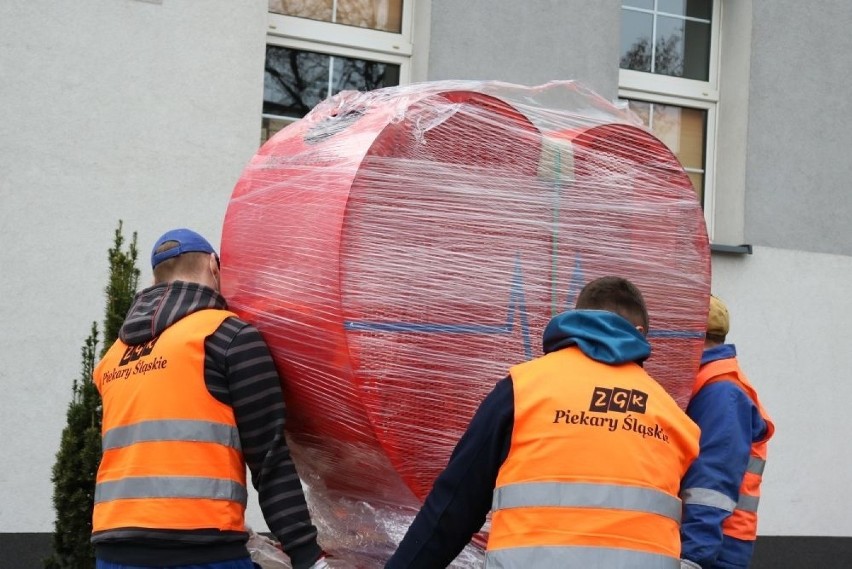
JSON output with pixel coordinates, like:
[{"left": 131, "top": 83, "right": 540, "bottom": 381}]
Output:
[
  {"left": 627, "top": 99, "right": 706, "bottom": 202},
  {"left": 337, "top": 0, "right": 403, "bottom": 33},
  {"left": 654, "top": 15, "right": 686, "bottom": 77},
  {"left": 269, "top": 0, "right": 403, "bottom": 33},
  {"left": 621, "top": 1, "right": 712, "bottom": 80},
  {"left": 261, "top": 116, "right": 294, "bottom": 145},
  {"left": 658, "top": 0, "right": 712, "bottom": 20},
  {"left": 264, "top": 45, "right": 401, "bottom": 121},
  {"left": 269, "top": 0, "right": 332, "bottom": 21},
  {"left": 652, "top": 104, "right": 705, "bottom": 171},
  {"left": 620, "top": 9, "right": 654, "bottom": 72},
  {"left": 682, "top": 18, "right": 711, "bottom": 80},
  {"left": 264, "top": 46, "right": 331, "bottom": 118},
  {"left": 686, "top": 171, "right": 704, "bottom": 203},
  {"left": 627, "top": 99, "right": 651, "bottom": 126},
  {"left": 332, "top": 55, "right": 401, "bottom": 95}
]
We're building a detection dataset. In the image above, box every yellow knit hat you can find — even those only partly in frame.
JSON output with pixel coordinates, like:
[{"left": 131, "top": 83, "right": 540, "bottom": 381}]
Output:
[{"left": 707, "top": 295, "right": 730, "bottom": 337}]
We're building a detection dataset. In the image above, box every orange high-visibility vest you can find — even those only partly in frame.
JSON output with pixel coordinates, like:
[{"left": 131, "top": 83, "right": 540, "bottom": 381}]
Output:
[
  {"left": 92, "top": 309, "right": 247, "bottom": 536},
  {"left": 487, "top": 346, "right": 700, "bottom": 569},
  {"left": 690, "top": 358, "right": 774, "bottom": 542}
]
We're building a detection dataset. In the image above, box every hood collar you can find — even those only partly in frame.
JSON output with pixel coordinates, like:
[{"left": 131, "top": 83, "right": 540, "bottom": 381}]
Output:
[
  {"left": 118, "top": 281, "right": 227, "bottom": 345},
  {"left": 543, "top": 309, "right": 651, "bottom": 365}
]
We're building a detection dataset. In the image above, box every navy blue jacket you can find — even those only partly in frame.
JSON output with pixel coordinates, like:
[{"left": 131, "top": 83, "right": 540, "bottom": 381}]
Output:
[{"left": 680, "top": 345, "right": 768, "bottom": 569}]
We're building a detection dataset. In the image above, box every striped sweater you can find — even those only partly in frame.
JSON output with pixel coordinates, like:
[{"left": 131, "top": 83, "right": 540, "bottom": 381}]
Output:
[{"left": 94, "top": 281, "right": 321, "bottom": 568}]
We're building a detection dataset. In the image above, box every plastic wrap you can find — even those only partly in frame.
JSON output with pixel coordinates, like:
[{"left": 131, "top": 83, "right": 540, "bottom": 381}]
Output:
[{"left": 221, "top": 80, "right": 710, "bottom": 565}]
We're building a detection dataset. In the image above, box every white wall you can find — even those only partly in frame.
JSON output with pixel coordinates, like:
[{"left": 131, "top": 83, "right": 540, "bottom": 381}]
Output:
[
  {"left": 745, "top": 0, "right": 852, "bottom": 256},
  {"left": 427, "top": 0, "right": 621, "bottom": 100},
  {"left": 712, "top": 246, "right": 852, "bottom": 536},
  {"left": 0, "top": 0, "right": 268, "bottom": 532}
]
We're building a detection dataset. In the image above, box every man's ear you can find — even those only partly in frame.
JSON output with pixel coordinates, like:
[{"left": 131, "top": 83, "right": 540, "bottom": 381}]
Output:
[
  {"left": 636, "top": 325, "right": 646, "bottom": 336},
  {"left": 209, "top": 253, "right": 221, "bottom": 290}
]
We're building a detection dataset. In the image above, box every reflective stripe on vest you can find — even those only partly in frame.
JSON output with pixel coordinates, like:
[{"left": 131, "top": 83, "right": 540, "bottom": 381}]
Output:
[
  {"left": 485, "top": 546, "right": 680, "bottom": 569},
  {"left": 96, "top": 476, "right": 248, "bottom": 505},
  {"left": 102, "top": 419, "right": 242, "bottom": 451},
  {"left": 680, "top": 455, "right": 765, "bottom": 515},
  {"left": 737, "top": 494, "right": 760, "bottom": 513},
  {"left": 748, "top": 456, "right": 766, "bottom": 476},
  {"left": 493, "top": 481, "right": 682, "bottom": 523}
]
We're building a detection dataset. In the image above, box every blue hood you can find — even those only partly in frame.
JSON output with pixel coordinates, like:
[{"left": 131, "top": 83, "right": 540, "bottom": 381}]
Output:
[{"left": 542, "top": 310, "right": 651, "bottom": 365}]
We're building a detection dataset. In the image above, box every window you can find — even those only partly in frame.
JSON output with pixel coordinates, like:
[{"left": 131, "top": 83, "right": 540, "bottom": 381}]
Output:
[
  {"left": 262, "top": 0, "right": 412, "bottom": 144},
  {"left": 268, "top": 0, "right": 403, "bottom": 33},
  {"left": 619, "top": 0, "right": 720, "bottom": 232}
]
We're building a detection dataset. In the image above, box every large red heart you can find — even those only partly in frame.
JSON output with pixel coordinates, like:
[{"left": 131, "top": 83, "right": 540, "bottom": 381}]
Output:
[{"left": 221, "top": 81, "right": 709, "bottom": 559}]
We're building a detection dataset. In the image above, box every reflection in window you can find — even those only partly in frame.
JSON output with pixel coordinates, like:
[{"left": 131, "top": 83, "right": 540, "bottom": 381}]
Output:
[
  {"left": 262, "top": 45, "right": 401, "bottom": 143},
  {"left": 264, "top": 45, "right": 400, "bottom": 118},
  {"left": 264, "top": 48, "right": 330, "bottom": 118},
  {"left": 260, "top": 116, "right": 291, "bottom": 145},
  {"left": 628, "top": 99, "right": 707, "bottom": 203},
  {"left": 268, "top": 0, "right": 404, "bottom": 33},
  {"left": 620, "top": 1, "right": 712, "bottom": 80}
]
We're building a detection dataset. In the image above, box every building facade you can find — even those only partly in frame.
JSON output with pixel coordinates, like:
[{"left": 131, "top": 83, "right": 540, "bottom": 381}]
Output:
[{"left": 1, "top": 0, "right": 850, "bottom": 566}]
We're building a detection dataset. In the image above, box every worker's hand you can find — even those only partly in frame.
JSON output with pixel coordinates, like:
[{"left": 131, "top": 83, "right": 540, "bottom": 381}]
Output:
[
  {"left": 680, "top": 560, "right": 701, "bottom": 569},
  {"left": 309, "top": 557, "right": 331, "bottom": 569}
]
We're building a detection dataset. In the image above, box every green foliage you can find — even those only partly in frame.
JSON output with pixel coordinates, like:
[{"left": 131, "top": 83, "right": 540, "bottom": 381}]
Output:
[
  {"left": 102, "top": 221, "right": 140, "bottom": 355},
  {"left": 44, "top": 325, "right": 100, "bottom": 569},
  {"left": 45, "top": 222, "right": 139, "bottom": 568}
]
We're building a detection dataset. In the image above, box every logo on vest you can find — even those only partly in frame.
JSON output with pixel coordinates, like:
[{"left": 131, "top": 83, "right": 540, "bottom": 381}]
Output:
[
  {"left": 589, "top": 386, "right": 647, "bottom": 414},
  {"left": 119, "top": 338, "right": 159, "bottom": 366},
  {"left": 550, "top": 386, "right": 669, "bottom": 443},
  {"left": 102, "top": 338, "right": 168, "bottom": 384}
]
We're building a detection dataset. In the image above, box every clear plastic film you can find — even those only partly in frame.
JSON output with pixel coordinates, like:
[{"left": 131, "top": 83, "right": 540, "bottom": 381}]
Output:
[{"left": 222, "top": 80, "right": 710, "bottom": 565}]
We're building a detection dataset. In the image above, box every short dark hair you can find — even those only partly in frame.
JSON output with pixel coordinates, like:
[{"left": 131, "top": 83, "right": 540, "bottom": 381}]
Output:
[
  {"left": 575, "top": 276, "right": 649, "bottom": 332},
  {"left": 705, "top": 332, "right": 726, "bottom": 345}
]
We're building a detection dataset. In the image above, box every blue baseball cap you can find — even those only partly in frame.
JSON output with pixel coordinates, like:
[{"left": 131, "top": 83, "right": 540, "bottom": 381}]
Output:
[{"left": 151, "top": 228, "right": 217, "bottom": 269}]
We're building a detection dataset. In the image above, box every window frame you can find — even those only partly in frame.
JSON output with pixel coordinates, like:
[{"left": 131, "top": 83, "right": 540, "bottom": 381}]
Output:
[
  {"left": 618, "top": 0, "right": 722, "bottom": 239},
  {"left": 263, "top": 5, "right": 414, "bottom": 134},
  {"left": 267, "top": 9, "right": 414, "bottom": 59}
]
